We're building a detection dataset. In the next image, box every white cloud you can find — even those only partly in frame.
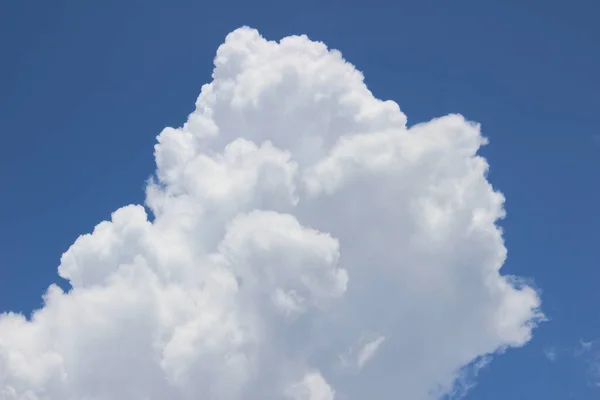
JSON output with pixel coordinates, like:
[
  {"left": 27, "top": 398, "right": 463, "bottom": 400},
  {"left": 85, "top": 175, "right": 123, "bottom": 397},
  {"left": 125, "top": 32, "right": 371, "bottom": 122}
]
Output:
[
  {"left": 357, "top": 336, "right": 386, "bottom": 369},
  {"left": 575, "top": 339, "right": 600, "bottom": 387},
  {"left": 338, "top": 334, "right": 386, "bottom": 372},
  {"left": 0, "top": 27, "right": 543, "bottom": 400},
  {"left": 544, "top": 347, "right": 558, "bottom": 362},
  {"left": 286, "top": 372, "right": 335, "bottom": 400},
  {"left": 577, "top": 340, "right": 594, "bottom": 355},
  {"left": 444, "top": 356, "right": 491, "bottom": 400}
]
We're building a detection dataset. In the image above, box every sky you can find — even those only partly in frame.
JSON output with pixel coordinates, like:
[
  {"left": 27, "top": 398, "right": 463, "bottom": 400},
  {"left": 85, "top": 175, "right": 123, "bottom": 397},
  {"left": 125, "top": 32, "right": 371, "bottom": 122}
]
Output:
[{"left": 0, "top": 0, "right": 598, "bottom": 399}]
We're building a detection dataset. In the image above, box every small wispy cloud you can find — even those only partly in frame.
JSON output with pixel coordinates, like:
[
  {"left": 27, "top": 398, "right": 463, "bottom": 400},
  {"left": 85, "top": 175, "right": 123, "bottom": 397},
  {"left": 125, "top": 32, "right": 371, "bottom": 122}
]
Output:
[
  {"left": 337, "top": 334, "right": 387, "bottom": 374},
  {"left": 575, "top": 340, "right": 594, "bottom": 356},
  {"left": 571, "top": 339, "right": 600, "bottom": 388},
  {"left": 357, "top": 336, "right": 386, "bottom": 369},
  {"left": 542, "top": 340, "right": 600, "bottom": 389},
  {"left": 544, "top": 347, "right": 558, "bottom": 362},
  {"left": 583, "top": 342, "right": 600, "bottom": 388}
]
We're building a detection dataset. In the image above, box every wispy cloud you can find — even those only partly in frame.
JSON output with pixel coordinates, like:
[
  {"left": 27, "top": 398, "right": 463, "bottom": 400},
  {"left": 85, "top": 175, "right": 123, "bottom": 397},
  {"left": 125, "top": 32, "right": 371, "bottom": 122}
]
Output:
[
  {"left": 544, "top": 347, "right": 558, "bottom": 362},
  {"left": 578, "top": 340, "right": 600, "bottom": 387},
  {"left": 357, "top": 336, "right": 386, "bottom": 369},
  {"left": 575, "top": 339, "right": 594, "bottom": 356},
  {"left": 542, "top": 340, "right": 600, "bottom": 389}
]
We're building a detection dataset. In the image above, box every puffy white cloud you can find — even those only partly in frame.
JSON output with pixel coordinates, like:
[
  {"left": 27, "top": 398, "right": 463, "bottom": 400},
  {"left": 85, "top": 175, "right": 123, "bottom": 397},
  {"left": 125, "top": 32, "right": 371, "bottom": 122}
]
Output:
[{"left": 0, "top": 27, "right": 543, "bottom": 400}]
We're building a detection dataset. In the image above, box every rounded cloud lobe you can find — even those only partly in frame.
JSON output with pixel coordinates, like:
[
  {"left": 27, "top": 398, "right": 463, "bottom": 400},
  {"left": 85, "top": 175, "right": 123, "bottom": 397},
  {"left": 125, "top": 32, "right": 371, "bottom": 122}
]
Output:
[{"left": 0, "top": 27, "right": 542, "bottom": 400}]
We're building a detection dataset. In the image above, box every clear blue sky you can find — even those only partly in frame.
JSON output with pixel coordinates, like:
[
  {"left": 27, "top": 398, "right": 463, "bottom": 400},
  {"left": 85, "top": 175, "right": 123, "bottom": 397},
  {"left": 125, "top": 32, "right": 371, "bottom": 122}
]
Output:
[{"left": 1, "top": 0, "right": 598, "bottom": 398}]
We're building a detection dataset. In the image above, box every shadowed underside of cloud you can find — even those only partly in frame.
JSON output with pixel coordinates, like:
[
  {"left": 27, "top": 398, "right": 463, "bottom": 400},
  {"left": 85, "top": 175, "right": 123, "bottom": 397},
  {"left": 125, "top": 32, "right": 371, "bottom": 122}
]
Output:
[{"left": 0, "top": 27, "right": 543, "bottom": 400}]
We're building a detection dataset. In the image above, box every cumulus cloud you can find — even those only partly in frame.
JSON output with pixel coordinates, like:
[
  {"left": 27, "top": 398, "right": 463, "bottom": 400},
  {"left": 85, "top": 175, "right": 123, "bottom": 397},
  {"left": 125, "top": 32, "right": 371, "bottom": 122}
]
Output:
[{"left": 0, "top": 27, "right": 543, "bottom": 400}]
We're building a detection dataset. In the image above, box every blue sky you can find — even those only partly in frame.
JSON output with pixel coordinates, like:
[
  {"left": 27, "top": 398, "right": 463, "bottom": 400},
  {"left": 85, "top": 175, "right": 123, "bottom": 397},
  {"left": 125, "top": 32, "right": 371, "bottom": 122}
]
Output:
[{"left": 1, "top": 0, "right": 598, "bottom": 398}]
